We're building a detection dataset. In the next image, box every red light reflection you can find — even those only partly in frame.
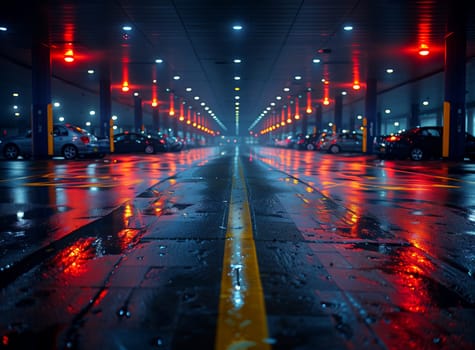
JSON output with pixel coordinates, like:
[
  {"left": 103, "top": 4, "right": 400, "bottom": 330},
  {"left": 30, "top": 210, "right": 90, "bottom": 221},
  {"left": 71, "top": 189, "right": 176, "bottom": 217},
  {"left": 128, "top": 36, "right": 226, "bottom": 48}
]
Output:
[{"left": 49, "top": 237, "right": 97, "bottom": 277}]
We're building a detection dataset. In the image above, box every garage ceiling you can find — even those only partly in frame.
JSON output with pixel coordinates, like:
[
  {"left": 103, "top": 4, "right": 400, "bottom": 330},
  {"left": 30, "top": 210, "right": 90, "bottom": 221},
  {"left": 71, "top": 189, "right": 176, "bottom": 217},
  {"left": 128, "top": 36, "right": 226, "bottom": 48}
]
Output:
[{"left": 1, "top": 0, "right": 474, "bottom": 136}]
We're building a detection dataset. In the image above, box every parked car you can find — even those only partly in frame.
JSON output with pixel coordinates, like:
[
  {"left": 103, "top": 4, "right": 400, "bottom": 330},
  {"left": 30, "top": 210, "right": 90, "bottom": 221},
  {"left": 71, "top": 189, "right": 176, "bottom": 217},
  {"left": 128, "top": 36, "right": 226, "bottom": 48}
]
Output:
[
  {"left": 1, "top": 123, "right": 109, "bottom": 160},
  {"left": 320, "top": 131, "right": 363, "bottom": 154},
  {"left": 274, "top": 136, "right": 293, "bottom": 148},
  {"left": 113, "top": 132, "right": 168, "bottom": 154},
  {"left": 291, "top": 133, "right": 321, "bottom": 150},
  {"left": 162, "top": 134, "right": 184, "bottom": 152},
  {"left": 378, "top": 126, "right": 475, "bottom": 161}
]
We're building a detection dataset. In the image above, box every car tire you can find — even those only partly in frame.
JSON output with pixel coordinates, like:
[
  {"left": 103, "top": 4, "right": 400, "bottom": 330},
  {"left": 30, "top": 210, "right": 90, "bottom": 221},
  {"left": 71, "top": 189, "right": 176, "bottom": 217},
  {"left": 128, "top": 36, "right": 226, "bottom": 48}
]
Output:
[
  {"left": 329, "top": 145, "right": 340, "bottom": 154},
  {"left": 410, "top": 147, "right": 424, "bottom": 161},
  {"left": 62, "top": 144, "right": 78, "bottom": 159},
  {"left": 144, "top": 145, "right": 155, "bottom": 154},
  {"left": 3, "top": 144, "right": 20, "bottom": 159},
  {"left": 306, "top": 143, "right": 315, "bottom": 151}
]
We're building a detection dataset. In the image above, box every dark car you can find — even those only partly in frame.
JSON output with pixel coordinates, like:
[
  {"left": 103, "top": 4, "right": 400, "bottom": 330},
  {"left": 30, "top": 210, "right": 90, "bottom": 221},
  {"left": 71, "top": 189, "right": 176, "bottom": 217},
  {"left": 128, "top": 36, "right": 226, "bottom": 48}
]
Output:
[
  {"left": 378, "top": 126, "right": 475, "bottom": 161},
  {"left": 113, "top": 132, "right": 167, "bottom": 154},
  {"left": 161, "top": 134, "right": 184, "bottom": 152},
  {"left": 0, "top": 123, "right": 109, "bottom": 160}
]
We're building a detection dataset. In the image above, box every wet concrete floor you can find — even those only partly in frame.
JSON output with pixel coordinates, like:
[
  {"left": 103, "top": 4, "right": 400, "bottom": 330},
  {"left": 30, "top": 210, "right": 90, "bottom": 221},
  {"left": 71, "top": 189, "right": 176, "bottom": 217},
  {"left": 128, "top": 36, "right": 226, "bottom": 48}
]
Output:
[{"left": 0, "top": 145, "right": 474, "bottom": 349}]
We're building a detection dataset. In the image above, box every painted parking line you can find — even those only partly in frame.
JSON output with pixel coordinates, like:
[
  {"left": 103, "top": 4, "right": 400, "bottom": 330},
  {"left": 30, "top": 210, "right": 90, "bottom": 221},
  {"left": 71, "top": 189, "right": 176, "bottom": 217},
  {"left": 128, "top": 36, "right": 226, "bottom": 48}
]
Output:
[{"left": 215, "top": 151, "right": 271, "bottom": 350}]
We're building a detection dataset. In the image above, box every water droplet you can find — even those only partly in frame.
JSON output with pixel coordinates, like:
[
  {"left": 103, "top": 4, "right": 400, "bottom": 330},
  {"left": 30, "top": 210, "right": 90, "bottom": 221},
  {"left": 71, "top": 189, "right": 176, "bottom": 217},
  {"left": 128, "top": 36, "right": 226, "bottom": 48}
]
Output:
[
  {"left": 117, "top": 308, "right": 125, "bottom": 317},
  {"left": 263, "top": 337, "right": 277, "bottom": 344},
  {"left": 155, "top": 337, "right": 164, "bottom": 347}
]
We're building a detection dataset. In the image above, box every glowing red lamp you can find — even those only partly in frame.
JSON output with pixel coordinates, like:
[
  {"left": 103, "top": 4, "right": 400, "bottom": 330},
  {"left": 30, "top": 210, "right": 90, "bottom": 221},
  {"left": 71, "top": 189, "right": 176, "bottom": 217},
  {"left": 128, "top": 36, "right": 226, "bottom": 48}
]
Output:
[
  {"left": 64, "top": 49, "right": 75, "bottom": 63},
  {"left": 418, "top": 44, "right": 430, "bottom": 56}
]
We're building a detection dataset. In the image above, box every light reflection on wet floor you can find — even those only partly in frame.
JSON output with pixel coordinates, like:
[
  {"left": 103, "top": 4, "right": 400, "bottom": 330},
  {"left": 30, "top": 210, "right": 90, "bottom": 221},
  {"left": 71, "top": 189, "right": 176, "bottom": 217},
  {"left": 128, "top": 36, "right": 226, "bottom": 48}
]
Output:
[{"left": 1, "top": 147, "right": 475, "bottom": 349}]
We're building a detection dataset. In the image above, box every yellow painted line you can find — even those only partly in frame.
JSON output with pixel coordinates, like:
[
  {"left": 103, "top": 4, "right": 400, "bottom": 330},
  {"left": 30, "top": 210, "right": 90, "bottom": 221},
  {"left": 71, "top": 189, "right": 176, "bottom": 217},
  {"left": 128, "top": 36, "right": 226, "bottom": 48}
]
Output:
[{"left": 215, "top": 152, "right": 270, "bottom": 350}]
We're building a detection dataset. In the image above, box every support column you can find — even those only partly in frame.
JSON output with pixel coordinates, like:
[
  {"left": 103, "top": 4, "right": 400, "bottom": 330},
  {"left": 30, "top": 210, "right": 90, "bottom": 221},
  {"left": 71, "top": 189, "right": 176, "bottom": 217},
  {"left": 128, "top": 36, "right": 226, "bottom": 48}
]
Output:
[
  {"left": 334, "top": 94, "right": 343, "bottom": 132},
  {"left": 162, "top": 111, "right": 169, "bottom": 134},
  {"left": 410, "top": 103, "right": 420, "bottom": 128},
  {"left": 172, "top": 115, "right": 178, "bottom": 136},
  {"left": 152, "top": 107, "right": 160, "bottom": 132},
  {"left": 302, "top": 111, "right": 309, "bottom": 135},
  {"left": 31, "top": 2, "right": 51, "bottom": 159},
  {"left": 349, "top": 112, "right": 356, "bottom": 132},
  {"left": 134, "top": 96, "right": 143, "bottom": 132},
  {"left": 315, "top": 104, "right": 322, "bottom": 132},
  {"left": 364, "top": 78, "right": 377, "bottom": 154},
  {"left": 99, "top": 64, "right": 112, "bottom": 138},
  {"left": 444, "top": 2, "right": 467, "bottom": 161}
]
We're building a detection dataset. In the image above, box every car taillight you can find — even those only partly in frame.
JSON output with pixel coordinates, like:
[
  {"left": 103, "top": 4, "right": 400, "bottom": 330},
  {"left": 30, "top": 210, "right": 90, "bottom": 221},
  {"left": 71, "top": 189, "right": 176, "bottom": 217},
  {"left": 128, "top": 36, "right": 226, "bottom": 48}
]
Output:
[
  {"left": 80, "top": 136, "right": 90, "bottom": 144},
  {"left": 388, "top": 135, "right": 400, "bottom": 142}
]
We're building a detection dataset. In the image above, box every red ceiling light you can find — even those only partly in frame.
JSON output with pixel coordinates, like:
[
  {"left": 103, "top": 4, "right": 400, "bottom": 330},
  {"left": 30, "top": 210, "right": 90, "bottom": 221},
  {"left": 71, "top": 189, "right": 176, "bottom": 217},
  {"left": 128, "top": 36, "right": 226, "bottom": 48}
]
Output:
[
  {"left": 294, "top": 97, "right": 300, "bottom": 120},
  {"left": 179, "top": 100, "right": 184, "bottom": 121},
  {"left": 64, "top": 48, "right": 75, "bottom": 63},
  {"left": 418, "top": 43, "right": 430, "bottom": 56},
  {"left": 121, "top": 81, "right": 130, "bottom": 92},
  {"left": 306, "top": 90, "right": 312, "bottom": 114},
  {"left": 169, "top": 93, "right": 175, "bottom": 116}
]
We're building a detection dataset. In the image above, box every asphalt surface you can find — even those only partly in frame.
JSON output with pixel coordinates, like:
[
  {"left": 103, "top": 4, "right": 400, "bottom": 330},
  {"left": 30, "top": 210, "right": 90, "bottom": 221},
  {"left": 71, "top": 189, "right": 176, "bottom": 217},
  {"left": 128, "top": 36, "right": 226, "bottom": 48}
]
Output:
[{"left": 0, "top": 145, "right": 474, "bottom": 350}]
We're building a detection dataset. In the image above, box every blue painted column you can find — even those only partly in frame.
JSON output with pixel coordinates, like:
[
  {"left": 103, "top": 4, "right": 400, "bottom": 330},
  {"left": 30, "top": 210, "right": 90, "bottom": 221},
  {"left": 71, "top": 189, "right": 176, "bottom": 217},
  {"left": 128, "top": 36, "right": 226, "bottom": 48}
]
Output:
[
  {"left": 134, "top": 96, "right": 143, "bottom": 132},
  {"left": 410, "top": 103, "right": 420, "bottom": 128},
  {"left": 99, "top": 64, "right": 112, "bottom": 138},
  {"left": 334, "top": 94, "right": 343, "bottom": 132},
  {"left": 302, "top": 109, "right": 309, "bottom": 135},
  {"left": 315, "top": 104, "right": 322, "bottom": 132},
  {"left": 162, "top": 110, "right": 169, "bottom": 134},
  {"left": 364, "top": 78, "right": 377, "bottom": 154},
  {"left": 31, "top": 2, "right": 51, "bottom": 159},
  {"left": 444, "top": 2, "right": 467, "bottom": 160},
  {"left": 152, "top": 106, "right": 160, "bottom": 132}
]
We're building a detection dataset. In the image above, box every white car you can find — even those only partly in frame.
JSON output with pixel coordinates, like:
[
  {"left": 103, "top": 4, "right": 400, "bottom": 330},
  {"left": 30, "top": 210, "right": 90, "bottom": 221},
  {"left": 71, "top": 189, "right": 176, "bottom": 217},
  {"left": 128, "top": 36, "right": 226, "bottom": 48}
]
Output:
[
  {"left": 320, "top": 132, "right": 364, "bottom": 154},
  {"left": 1, "top": 124, "right": 109, "bottom": 160}
]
